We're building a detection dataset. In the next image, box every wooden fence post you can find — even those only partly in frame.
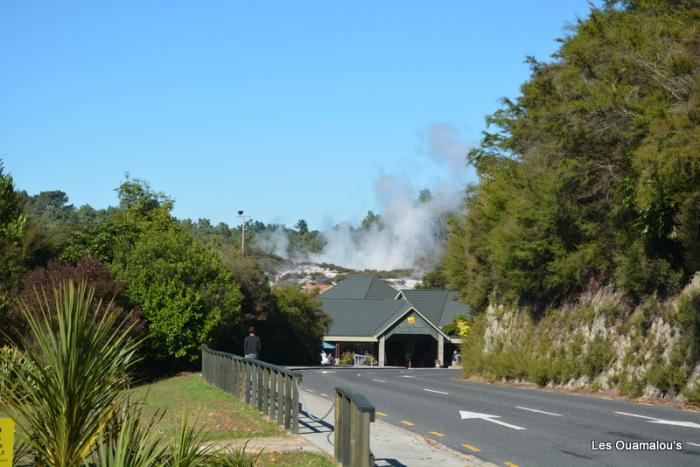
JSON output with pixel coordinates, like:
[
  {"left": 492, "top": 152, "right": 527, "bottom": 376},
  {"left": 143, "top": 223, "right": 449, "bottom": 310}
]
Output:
[
  {"left": 283, "top": 375, "right": 292, "bottom": 429},
  {"left": 276, "top": 372, "right": 285, "bottom": 426},
  {"left": 201, "top": 346, "right": 304, "bottom": 435},
  {"left": 261, "top": 367, "right": 269, "bottom": 414},
  {"left": 291, "top": 375, "right": 299, "bottom": 434}
]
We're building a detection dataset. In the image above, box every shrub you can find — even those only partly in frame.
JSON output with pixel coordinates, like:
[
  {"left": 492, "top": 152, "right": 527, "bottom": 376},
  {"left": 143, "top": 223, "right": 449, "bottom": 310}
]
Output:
[
  {"left": 582, "top": 335, "right": 613, "bottom": 380},
  {"left": 10, "top": 257, "right": 144, "bottom": 344},
  {"left": 339, "top": 351, "right": 353, "bottom": 366},
  {"left": 257, "top": 286, "right": 329, "bottom": 365},
  {"left": 116, "top": 225, "right": 243, "bottom": 366},
  {"left": 0, "top": 280, "right": 140, "bottom": 466}
]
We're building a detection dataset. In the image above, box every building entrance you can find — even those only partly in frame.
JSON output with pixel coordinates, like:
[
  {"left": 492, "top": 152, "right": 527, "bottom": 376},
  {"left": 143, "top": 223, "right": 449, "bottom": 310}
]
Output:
[{"left": 385, "top": 334, "right": 437, "bottom": 368}]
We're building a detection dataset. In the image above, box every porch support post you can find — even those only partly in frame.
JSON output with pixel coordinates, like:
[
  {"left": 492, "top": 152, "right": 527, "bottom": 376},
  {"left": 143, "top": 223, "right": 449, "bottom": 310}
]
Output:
[
  {"left": 438, "top": 334, "right": 444, "bottom": 367},
  {"left": 378, "top": 335, "right": 386, "bottom": 367}
]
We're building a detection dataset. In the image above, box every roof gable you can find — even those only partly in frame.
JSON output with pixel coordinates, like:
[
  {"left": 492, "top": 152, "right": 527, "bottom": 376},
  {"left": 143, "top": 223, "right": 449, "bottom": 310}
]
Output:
[{"left": 398, "top": 289, "right": 472, "bottom": 327}]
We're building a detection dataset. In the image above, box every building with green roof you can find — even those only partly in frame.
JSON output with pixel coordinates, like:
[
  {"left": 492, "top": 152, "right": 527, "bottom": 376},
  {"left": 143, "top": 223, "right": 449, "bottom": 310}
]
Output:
[{"left": 318, "top": 275, "right": 471, "bottom": 367}]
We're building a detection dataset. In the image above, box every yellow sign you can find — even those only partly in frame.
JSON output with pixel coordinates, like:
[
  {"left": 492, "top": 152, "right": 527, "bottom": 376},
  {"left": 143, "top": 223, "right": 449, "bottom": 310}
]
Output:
[
  {"left": 0, "top": 418, "right": 15, "bottom": 467},
  {"left": 407, "top": 316, "right": 416, "bottom": 326}
]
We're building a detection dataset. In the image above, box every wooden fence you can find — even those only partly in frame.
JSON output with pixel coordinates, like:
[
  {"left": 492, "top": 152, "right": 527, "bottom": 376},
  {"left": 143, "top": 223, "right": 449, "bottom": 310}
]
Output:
[
  {"left": 201, "top": 345, "right": 302, "bottom": 433},
  {"left": 334, "top": 386, "right": 375, "bottom": 467}
]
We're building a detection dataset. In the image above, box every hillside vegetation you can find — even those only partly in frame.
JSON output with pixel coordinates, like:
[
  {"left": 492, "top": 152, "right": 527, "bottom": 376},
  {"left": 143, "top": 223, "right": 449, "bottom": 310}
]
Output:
[
  {"left": 0, "top": 171, "right": 329, "bottom": 371},
  {"left": 444, "top": 0, "right": 700, "bottom": 399},
  {"left": 446, "top": 0, "right": 700, "bottom": 309}
]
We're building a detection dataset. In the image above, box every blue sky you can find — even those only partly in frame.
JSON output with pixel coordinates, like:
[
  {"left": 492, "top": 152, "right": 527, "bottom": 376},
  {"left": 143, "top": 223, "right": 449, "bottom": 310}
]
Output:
[{"left": 1, "top": 1, "right": 593, "bottom": 229}]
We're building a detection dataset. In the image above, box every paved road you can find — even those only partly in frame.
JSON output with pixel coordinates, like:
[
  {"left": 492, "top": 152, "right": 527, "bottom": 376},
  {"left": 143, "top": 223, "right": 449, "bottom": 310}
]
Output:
[{"left": 298, "top": 368, "right": 700, "bottom": 467}]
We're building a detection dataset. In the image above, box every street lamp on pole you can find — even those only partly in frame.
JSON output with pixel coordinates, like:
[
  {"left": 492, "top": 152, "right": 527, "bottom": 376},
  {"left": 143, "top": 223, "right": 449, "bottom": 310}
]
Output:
[{"left": 237, "top": 210, "right": 250, "bottom": 258}]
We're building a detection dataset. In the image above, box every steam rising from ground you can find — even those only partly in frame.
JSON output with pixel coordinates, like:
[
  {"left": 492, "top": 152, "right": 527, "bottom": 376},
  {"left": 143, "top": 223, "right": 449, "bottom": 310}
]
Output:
[
  {"left": 262, "top": 123, "right": 473, "bottom": 272},
  {"left": 256, "top": 226, "right": 289, "bottom": 259},
  {"left": 310, "top": 180, "right": 460, "bottom": 270}
]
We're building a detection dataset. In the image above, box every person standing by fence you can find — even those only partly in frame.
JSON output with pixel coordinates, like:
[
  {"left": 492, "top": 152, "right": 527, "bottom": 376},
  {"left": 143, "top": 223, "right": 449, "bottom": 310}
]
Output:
[{"left": 244, "top": 326, "right": 261, "bottom": 359}]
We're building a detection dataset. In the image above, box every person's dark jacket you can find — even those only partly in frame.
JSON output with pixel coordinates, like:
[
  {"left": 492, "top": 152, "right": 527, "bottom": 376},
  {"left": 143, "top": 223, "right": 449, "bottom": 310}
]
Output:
[{"left": 244, "top": 334, "right": 261, "bottom": 356}]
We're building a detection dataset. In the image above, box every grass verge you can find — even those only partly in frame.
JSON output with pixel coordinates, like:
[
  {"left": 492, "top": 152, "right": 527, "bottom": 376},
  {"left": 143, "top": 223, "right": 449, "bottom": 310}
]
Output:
[
  {"left": 257, "top": 452, "right": 337, "bottom": 467},
  {"left": 130, "top": 373, "right": 281, "bottom": 440}
]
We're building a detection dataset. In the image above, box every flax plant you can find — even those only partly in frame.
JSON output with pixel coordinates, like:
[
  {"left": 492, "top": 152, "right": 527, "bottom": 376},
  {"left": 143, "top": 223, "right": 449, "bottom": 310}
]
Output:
[
  {"left": 91, "top": 402, "right": 167, "bottom": 467},
  {"left": 167, "top": 414, "right": 218, "bottom": 467},
  {"left": 0, "top": 280, "right": 140, "bottom": 467}
]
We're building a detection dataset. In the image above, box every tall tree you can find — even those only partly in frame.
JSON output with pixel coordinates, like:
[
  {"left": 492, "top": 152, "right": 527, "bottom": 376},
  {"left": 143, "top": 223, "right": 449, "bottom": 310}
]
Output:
[
  {"left": 0, "top": 162, "right": 27, "bottom": 337},
  {"left": 445, "top": 0, "right": 700, "bottom": 308},
  {"left": 63, "top": 178, "right": 243, "bottom": 367}
]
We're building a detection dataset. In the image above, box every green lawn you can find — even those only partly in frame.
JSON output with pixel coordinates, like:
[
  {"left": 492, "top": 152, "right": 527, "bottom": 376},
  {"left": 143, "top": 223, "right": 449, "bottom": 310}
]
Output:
[
  {"left": 257, "top": 452, "right": 336, "bottom": 467},
  {"left": 130, "top": 373, "right": 281, "bottom": 440},
  {"left": 5, "top": 374, "right": 336, "bottom": 466}
]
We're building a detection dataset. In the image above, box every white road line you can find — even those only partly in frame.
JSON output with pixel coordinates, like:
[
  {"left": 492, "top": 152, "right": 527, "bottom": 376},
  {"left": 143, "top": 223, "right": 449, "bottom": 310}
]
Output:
[
  {"left": 423, "top": 388, "right": 449, "bottom": 395},
  {"left": 400, "top": 375, "right": 415, "bottom": 378},
  {"left": 487, "top": 419, "right": 527, "bottom": 431},
  {"left": 516, "top": 406, "right": 562, "bottom": 417},
  {"left": 616, "top": 411, "right": 700, "bottom": 429},
  {"left": 687, "top": 442, "right": 700, "bottom": 448},
  {"left": 372, "top": 379, "right": 386, "bottom": 383},
  {"left": 614, "top": 411, "right": 656, "bottom": 420}
]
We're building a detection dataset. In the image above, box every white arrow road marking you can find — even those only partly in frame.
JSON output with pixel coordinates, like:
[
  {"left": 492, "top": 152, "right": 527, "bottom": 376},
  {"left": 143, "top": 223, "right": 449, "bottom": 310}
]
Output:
[
  {"left": 616, "top": 412, "right": 700, "bottom": 429},
  {"left": 460, "top": 410, "right": 526, "bottom": 431},
  {"left": 423, "top": 388, "right": 449, "bottom": 395},
  {"left": 372, "top": 379, "right": 386, "bottom": 383},
  {"left": 614, "top": 412, "right": 656, "bottom": 420},
  {"left": 516, "top": 406, "right": 562, "bottom": 417}
]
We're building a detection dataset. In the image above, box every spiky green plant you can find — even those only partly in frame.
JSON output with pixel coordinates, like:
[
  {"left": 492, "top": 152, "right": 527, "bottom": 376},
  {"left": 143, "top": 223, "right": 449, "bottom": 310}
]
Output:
[
  {"left": 90, "top": 401, "right": 167, "bottom": 467},
  {"left": 167, "top": 414, "right": 218, "bottom": 467},
  {"left": 0, "top": 280, "right": 140, "bottom": 467},
  {"left": 208, "top": 441, "right": 261, "bottom": 467}
]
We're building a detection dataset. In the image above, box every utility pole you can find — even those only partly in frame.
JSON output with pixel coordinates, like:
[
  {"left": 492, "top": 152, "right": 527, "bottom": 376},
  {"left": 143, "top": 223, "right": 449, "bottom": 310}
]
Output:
[{"left": 237, "top": 210, "right": 249, "bottom": 257}]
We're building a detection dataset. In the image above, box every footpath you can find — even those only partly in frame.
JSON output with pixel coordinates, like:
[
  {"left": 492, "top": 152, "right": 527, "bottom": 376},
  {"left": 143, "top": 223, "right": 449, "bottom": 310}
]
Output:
[
  {"left": 213, "top": 388, "right": 495, "bottom": 466},
  {"left": 296, "top": 388, "right": 495, "bottom": 467}
]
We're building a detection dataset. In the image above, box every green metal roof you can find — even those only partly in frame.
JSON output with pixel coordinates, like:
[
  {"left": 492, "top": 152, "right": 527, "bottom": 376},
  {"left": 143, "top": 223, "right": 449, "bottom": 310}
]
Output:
[
  {"left": 319, "top": 276, "right": 472, "bottom": 339},
  {"left": 319, "top": 274, "right": 397, "bottom": 300},
  {"left": 398, "top": 289, "right": 472, "bottom": 327},
  {"left": 319, "top": 299, "right": 413, "bottom": 337}
]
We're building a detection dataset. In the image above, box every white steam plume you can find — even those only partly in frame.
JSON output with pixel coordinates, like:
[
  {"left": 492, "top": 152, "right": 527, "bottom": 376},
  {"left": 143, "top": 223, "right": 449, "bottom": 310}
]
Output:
[
  {"left": 256, "top": 226, "right": 290, "bottom": 259},
  {"left": 311, "top": 123, "right": 473, "bottom": 271}
]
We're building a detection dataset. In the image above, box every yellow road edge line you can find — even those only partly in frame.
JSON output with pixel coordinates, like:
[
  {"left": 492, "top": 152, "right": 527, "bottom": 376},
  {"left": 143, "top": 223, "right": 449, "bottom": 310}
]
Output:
[
  {"left": 429, "top": 431, "right": 444, "bottom": 437},
  {"left": 462, "top": 443, "right": 481, "bottom": 452},
  {"left": 376, "top": 411, "right": 388, "bottom": 417},
  {"left": 504, "top": 462, "right": 519, "bottom": 467},
  {"left": 401, "top": 420, "right": 415, "bottom": 426}
]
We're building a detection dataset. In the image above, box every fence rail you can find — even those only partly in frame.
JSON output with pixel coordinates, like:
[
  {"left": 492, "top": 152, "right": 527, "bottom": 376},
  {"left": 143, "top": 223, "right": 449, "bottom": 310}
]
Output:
[
  {"left": 334, "top": 386, "right": 375, "bottom": 467},
  {"left": 201, "top": 345, "right": 302, "bottom": 433}
]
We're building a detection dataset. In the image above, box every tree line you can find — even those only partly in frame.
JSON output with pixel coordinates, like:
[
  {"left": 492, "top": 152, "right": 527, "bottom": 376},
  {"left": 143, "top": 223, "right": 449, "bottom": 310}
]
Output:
[
  {"left": 443, "top": 0, "right": 700, "bottom": 312},
  {"left": 0, "top": 167, "right": 329, "bottom": 371}
]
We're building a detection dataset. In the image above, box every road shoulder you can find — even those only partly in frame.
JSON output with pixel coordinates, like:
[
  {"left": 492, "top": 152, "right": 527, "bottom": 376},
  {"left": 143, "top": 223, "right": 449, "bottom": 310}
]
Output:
[{"left": 297, "top": 389, "right": 495, "bottom": 467}]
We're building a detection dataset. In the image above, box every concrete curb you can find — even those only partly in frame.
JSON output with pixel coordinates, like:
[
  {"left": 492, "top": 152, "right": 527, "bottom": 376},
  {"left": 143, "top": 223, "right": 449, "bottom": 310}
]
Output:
[{"left": 297, "top": 389, "right": 496, "bottom": 467}]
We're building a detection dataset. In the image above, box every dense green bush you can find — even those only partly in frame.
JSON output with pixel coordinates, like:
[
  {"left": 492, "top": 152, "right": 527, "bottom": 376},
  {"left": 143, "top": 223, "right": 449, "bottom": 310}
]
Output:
[
  {"left": 9, "top": 257, "right": 144, "bottom": 345},
  {"left": 115, "top": 225, "right": 243, "bottom": 364},
  {"left": 62, "top": 179, "right": 244, "bottom": 367},
  {"left": 445, "top": 1, "right": 700, "bottom": 309},
  {"left": 0, "top": 162, "right": 27, "bottom": 344},
  {"left": 258, "top": 286, "right": 329, "bottom": 365}
]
